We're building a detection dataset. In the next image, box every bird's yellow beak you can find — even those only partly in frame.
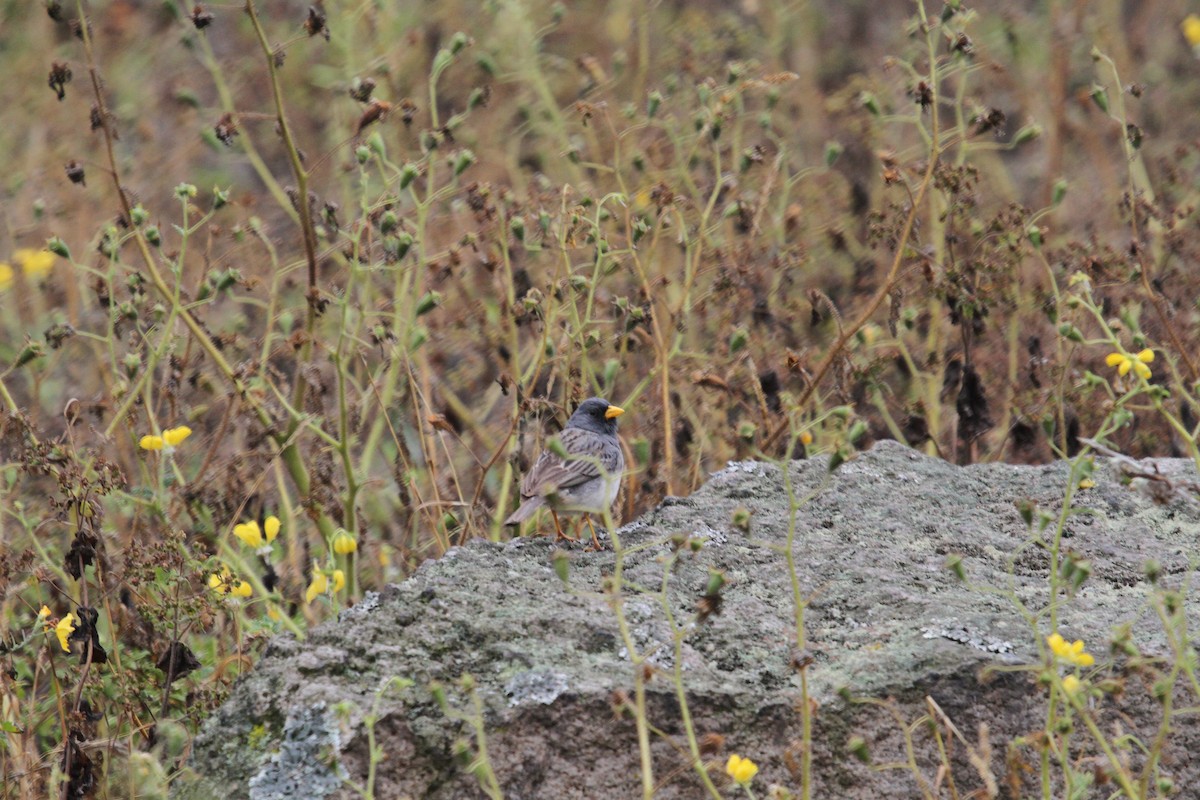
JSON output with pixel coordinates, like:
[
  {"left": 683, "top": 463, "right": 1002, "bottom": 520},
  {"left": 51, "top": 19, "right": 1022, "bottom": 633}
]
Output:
[{"left": 605, "top": 405, "right": 625, "bottom": 419}]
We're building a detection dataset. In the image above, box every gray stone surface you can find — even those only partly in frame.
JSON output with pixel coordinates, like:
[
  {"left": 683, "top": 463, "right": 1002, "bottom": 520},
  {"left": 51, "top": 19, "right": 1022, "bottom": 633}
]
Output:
[{"left": 175, "top": 441, "right": 1200, "bottom": 798}]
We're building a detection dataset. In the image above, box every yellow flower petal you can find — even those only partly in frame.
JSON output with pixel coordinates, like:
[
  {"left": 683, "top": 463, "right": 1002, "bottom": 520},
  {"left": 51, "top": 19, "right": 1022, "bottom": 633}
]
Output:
[
  {"left": 1183, "top": 14, "right": 1200, "bottom": 47},
  {"left": 264, "top": 516, "right": 281, "bottom": 543},
  {"left": 799, "top": 430, "right": 814, "bottom": 446},
  {"left": 38, "top": 605, "right": 52, "bottom": 620},
  {"left": 725, "top": 754, "right": 759, "bottom": 785},
  {"left": 332, "top": 569, "right": 345, "bottom": 593},
  {"left": 1133, "top": 361, "right": 1151, "bottom": 380},
  {"left": 333, "top": 529, "right": 358, "bottom": 555},
  {"left": 208, "top": 573, "right": 225, "bottom": 592},
  {"left": 231, "top": 580, "right": 253, "bottom": 598},
  {"left": 305, "top": 566, "right": 328, "bottom": 604},
  {"left": 55, "top": 613, "right": 77, "bottom": 652},
  {"left": 1117, "top": 358, "right": 1131, "bottom": 376},
  {"left": 1136, "top": 349, "right": 1154, "bottom": 364},
  {"left": 0, "top": 263, "right": 14, "bottom": 291},
  {"left": 163, "top": 426, "right": 192, "bottom": 446},
  {"left": 140, "top": 435, "right": 165, "bottom": 451},
  {"left": 1104, "top": 353, "right": 1126, "bottom": 367},
  {"left": 233, "top": 521, "right": 264, "bottom": 549},
  {"left": 14, "top": 248, "right": 55, "bottom": 279},
  {"left": 1061, "top": 674, "right": 1083, "bottom": 697}
]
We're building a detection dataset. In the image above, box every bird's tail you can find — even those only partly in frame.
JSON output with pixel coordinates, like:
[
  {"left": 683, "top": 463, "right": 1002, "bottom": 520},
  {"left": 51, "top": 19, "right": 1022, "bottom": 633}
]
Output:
[{"left": 504, "top": 497, "right": 544, "bottom": 526}]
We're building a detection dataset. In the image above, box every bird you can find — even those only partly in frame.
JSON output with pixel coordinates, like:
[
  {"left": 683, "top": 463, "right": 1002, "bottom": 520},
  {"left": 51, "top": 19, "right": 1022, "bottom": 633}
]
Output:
[{"left": 504, "top": 397, "right": 626, "bottom": 549}]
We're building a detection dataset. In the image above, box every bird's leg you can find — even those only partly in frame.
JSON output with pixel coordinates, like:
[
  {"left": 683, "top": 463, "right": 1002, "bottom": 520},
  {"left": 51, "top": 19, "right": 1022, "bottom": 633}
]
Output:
[
  {"left": 551, "top": 511, "right": 577, "bottom": 542},
  {"left": 584, "top": 515, "right": 603, "bottom": 551}
]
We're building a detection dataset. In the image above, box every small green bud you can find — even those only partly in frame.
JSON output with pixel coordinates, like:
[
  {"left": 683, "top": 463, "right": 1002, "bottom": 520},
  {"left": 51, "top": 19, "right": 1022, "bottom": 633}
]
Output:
[
  {"left": 14, "top": 340, "right": 45, "bottom": 369},
  {"left": 399, "top": 162, "right": 419, "bottom": 189},
  {"left": 130, "top": 205, "right": 149, "bottom": 226},
  {"left": 415, "top": 291, "right": 441, "bottom": 316},
  {"left": 409, "top": 325, "right": 429, "bottom": 350},
  {"left": 1012, "top": 123, "right": 1042, "bottom": 145},
  {"left": 367, "top": 131, "right": 386, "bottom": 156},
  {"left": 860, "top": 91, "right": 880, "bottom": 116},
  {"left": 380, "top": 211, "right": 399, "bottom": 234},
  {"left": 847, "top": 420, "right": 868, "bottom": 445},
  {"left": 704, "top": 569, "right": 727, "bottom": 596},
  {"left": 510, "top": 216, "right": 525, "bottom": 241},
  {"left": 432, "top": 49, "right": 454, "bottom": 76},
  {"left": 737, "top": 421, "right": 757, "bottom": 441},
  {"left": 355, "top": 145, "right": 370, "bottom": 164},
  {"left": 824, "top": 140, "right": 843, "bottom": 167},
  {"left": 394, "top": 232, "right": 414, "bottom": 260},
  {"left": 212, "top": 186, "right": 229, "bottom": 210},
  {"left": 1027, "top": 225, "right": 1042, "bottom": 248},
  {"left": 122, "top": 353, "right": 141, "bottom": 378},
  {"left": 646, "top": 90, "right": 662, "bottom": 118},
  {"left": 945, "top": 553, "right": 966, "bottom": 581},
  {"left": 1016, "top": 499, "right": 1036, "bottom": 527},
  {"left": 847, "top": 736, "right": 871, "bottom": 764},
  {"left": 451, "top": 149, "right": 475, "bottom": 176},
  {"left": 174, "top": 183, "right": 197, "bottom": 199},
  {"left": 145, "top": 226, "right": 162, "bottom": 246},
  {"left": 1052, "top": 179, "right": 1068, "bottom": 206},
  {"left": 729, "top": 326, "right": 749, "bottom": 354},
  {"left": 731, "top": 507, "right": 752, "bottom": 532},
  {"left": 476, "top": 54, "right": 497, "bottom": 76},
  {"left": 449, "top": 32, "right": 470, "bottom": 55},
  {"left": 1057, "top": 322, "right": 1083, "bottom": 342},
  {"left": 1090, "top": 84, "right": 1109, "bottom": 113},
  {"left": 46, "top": 237, "right": 70, "bottom": 259}
]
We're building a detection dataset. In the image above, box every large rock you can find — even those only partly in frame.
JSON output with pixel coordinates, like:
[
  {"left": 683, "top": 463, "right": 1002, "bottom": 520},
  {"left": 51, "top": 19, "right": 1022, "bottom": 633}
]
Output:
[{"left": 175, "top": 441, "right": 1200, "bottom": 798}]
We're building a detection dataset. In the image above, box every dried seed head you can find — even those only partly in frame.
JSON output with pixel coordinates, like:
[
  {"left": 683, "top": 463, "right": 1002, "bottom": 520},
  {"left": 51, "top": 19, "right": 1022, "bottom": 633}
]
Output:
[
  {"left": 190, "top": 4, "right": 214, "bottom": 29},
  {"left": 214, "top": 113, "right": 239, "bottom": 146},
  {"left": 304, "top": 5, "right": 329, "bottom": 40},
  {"left": 65, "top": 160, "right": 86, "bottom": 186},
  {"left": 349, "top": 76, "right": 376, "bottom": 103},
  {"left": 48, "top": 62, "right": 72, "bottom": 101}
]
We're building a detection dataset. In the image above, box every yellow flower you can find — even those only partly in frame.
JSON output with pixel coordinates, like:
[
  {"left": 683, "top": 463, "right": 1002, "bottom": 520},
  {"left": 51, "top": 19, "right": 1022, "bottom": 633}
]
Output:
[
  {"left": 725, "top": 754, "right": 759, "bottom": 785},
  {"left": 332, "top": 569, "right": 346, "bottom": 593},
  {"left": 1047, "top": 633, "right": 1095, "bottom": 667},
  {"left": 163, "top": 426, "right": 192, "bottom": 446},
  {"left": 1061, "top": 674, "right": 1084, "bottom": 697},
  {"left": 0, "top": 262, "right": 13, "bottom": 291},
  {"left": 305, "top": 564, "right": 329, "bottom": 604},
  {"left": 1078, "top": 478, "right": 1095, "bottom": 490},
  {"left": 55, "top": 612, "right": 77, "bottom": 652},
  {"left": 140, "top": 425, "right": 192, "bottom": 452},
  {"left": 799, "top": 430, "right": 814, "bottom": 447},
  {"left": 234, "top": 521, "right": 264, "bottom": 549},
  {"left": 234, "top": 516, "right": 280, "bottom": 550},
  {"left": 1183, "top": 14, "right": 1200, "bottom": 48},
  {"left": 37, "top": 605, "right": 52, "bottom": 621},
  {"left": 14, "top": 248, "right": 56, "bottom": 280},
  {"left": 209, "top": 570, "right": 252, "bottom": 598},
  {"left": 1105, "top": 349, "right": 1153, "bottom": 380},
  {"left": 332, "top": 529, "right": 357, "bottom": 555}
]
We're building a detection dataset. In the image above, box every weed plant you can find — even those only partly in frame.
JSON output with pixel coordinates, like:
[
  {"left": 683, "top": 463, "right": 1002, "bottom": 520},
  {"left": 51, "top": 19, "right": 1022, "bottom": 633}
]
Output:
[{"left": 3, "top": 0, "right": 1200, "bottom": 797}]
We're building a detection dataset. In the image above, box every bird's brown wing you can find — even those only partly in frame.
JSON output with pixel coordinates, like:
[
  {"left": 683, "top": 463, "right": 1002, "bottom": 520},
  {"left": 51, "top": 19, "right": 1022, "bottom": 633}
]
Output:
[{"left": 520, "top": 427, "right": 619, "bottom": 498}]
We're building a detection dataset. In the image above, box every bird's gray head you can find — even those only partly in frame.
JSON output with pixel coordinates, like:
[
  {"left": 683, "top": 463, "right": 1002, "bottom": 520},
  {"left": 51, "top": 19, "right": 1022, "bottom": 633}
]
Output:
[{"left": 567, "top": 397, "right": 625, "bottom": 435}]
